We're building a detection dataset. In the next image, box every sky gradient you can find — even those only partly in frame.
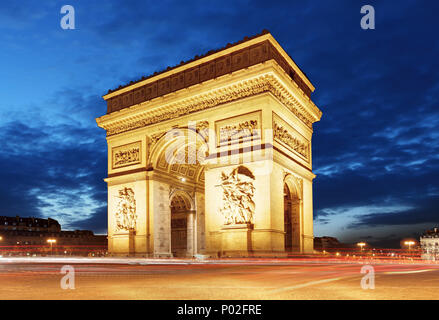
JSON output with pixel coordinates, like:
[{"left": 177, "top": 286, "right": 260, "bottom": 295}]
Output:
[{"left": 1, "top": 0, "right": 438, "bottom": 247}]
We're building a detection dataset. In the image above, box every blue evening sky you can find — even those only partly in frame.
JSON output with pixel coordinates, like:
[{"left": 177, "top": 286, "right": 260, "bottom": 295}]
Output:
[{"left": 1, "top": 0, "right": 438, "bottom": 247}]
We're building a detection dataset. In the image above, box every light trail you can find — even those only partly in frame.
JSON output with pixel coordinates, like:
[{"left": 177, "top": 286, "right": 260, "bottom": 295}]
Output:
[
  {"left": 0, "top": 256, "right": 438, "bottom": 268},
  {"left": 384, "top": 269, "right": 436, "bottom": 275},
  {"left": 270, "top": 277, "right": 343, "bottom": 292}
]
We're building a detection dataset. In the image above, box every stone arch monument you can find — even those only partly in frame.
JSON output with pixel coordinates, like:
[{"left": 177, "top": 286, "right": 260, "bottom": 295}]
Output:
[{"left": 96, "top": 30, "right": 322, "bottom": 257}]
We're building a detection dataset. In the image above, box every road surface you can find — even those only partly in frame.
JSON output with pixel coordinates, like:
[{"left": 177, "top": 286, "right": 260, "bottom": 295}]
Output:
[{"left": 0, "top": 257, "right": 438, "bottom": 299}]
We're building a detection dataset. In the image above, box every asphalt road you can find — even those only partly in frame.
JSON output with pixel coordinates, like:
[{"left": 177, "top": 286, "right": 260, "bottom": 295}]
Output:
[{"left": 0, "top": 258, "right": 438, "bottom": 299}]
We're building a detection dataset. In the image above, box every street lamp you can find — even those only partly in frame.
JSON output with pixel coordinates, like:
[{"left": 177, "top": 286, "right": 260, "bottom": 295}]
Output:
[
  {"left": 404, "top": 240, "right": 415, "bottom": 250},
  {"left": 404, "top": 240, "right": 415, "bottom": 260},
  {"left": 357, "top": 242, "right": 366, "bottom": 252},
  {"left": 47, "top": 239, "right": 56, "bottom": 256}
]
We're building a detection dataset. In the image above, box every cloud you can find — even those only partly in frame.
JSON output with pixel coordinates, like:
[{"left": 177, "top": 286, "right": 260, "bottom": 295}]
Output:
[
  {"left": 1, "top": 0, "right": 439, "bottom": 245},
  {"left": 0, "top": 93, "right": 107, "bottom": 233}
]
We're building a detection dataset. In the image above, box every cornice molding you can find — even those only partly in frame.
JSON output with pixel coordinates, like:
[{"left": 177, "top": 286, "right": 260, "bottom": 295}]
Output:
[
  {"left": 102, "top": 32, "right": 314, "bottom": 102},
  {"left": 97, "top": 71, "right": 322, "bottom": 137}
]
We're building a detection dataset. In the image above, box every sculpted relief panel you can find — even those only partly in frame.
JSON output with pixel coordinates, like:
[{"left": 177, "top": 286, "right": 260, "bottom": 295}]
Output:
[
  {"left": 112, "top": 141, "right": 141, "bottom": 169},
  {"left": 115, "top": 187, "right": 137, "bottom": 232},
  {"left": 219, "top": 120, "right": 258, "bottom": 145},
  {"left": 215, "top": 111, "right": 261, "bottom": 147},
  {"left": 219, "top": 166, "right": 256, "bottom": 225},
  {"left": 273, "top": 113, "right": 310, "bottom": 162}
]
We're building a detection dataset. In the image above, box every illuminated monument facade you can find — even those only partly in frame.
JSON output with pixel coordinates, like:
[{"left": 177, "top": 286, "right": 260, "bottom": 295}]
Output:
[{"left": 96, "top": 31, "right": 322, "bottom": 257}]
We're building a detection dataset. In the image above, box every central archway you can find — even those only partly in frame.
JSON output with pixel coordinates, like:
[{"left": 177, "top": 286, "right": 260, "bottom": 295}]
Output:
[
  {"left": 149, "top": 127, "right": 208, "bottom": 257},
  {"left": 170, "top": 193, "right": 191, "bottom": 257}
]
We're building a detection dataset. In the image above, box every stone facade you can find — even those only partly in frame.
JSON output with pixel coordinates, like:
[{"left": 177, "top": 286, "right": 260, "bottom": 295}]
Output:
[
  {"left": 0, "top": 216, "right": 61, "bottom": 233},
  {"left": 0, "top": 216, "right": 106, "bottom": 256},
  {"left": 96, "top": 31, "right": 322, "bottom": 257},
  {"left": 420, "top": 228, "right": 439, "bottom": 261}
]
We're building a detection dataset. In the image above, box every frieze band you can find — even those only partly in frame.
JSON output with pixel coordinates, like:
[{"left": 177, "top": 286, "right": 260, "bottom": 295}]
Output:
[
  {"left": 273, "top": 114, "right": 310, "bottom": 162},
  {"left": 219, "top": 120, "right": 259, "bottom": 145},
  {"left": 112, "top": 141, "right": 141, "bottom": 169},
  {"left": 106, "top": 39, "right": 312, "bottom": 114},
  {"left": 102, "top": 74, "right": 321, "bottom": 137}
]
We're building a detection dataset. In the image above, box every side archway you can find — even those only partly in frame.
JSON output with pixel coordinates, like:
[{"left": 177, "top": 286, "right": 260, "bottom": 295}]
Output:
[{"left": 283, "top": 174, "right": 303, "bottom": 253}]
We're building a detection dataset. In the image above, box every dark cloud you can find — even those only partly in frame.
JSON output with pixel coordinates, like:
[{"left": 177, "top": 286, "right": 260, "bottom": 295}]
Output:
[
  {"left": 0, "top": 117, "right": 107, "bottom": 232},
  {"left": 349, "top": 197, "right": 439, "bottom": 228}
]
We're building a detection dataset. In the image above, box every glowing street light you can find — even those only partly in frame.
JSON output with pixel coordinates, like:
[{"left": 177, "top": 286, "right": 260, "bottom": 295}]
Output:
[
  {"left": 357, "top": 242, "right": 366, "bottom": 252},
  {"left": 404, "top": 240, "right": 415, "bottom": 250},
  {"left": 47, "top": 239, "right": 56, "bottom": 255},
  {"left": 404, "top": 240, "right": 415, "bottom": 260}
]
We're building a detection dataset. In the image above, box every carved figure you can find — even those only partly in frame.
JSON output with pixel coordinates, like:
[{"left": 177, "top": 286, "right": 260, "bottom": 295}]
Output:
[
  {"left": 115, "top": 187, "right": 137, "bottom": 231},
  {"left": 219, "top": 166, "right": 255, "bottom": 225}
]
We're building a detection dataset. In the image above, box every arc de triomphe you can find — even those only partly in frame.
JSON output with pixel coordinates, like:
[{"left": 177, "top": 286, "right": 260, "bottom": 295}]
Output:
[{"left": 96, "top": 30, "right": 322, "bottom": 257}]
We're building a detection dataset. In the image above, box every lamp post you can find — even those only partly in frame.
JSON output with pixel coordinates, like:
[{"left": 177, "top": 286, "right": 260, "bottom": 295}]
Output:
[
  {"left": 47, "top": 239, "right": 56, "bottom": 256},
  {"left": 357, "top": 242, "right": 366, "bottom": 253},
  {"left": 404, "top": 240, "right": 415, "bottom": 260},
  {"left": 404, "top": 240, "right": 415, "bottom": 251}
]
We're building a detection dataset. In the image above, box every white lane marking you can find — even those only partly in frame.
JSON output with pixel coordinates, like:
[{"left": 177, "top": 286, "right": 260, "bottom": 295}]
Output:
[
  {"left": 270, "top": 277, "right": 343, "bottom": 293},
  {"left": 384, "top": 269, "right": 435, "bottom": 275}
]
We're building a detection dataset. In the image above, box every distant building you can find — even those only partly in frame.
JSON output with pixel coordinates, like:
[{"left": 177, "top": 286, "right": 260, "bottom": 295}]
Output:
[
  {"left": 314, "top": 236, "right": 345, "bottom": 251},
  {"left": 0, "top": 216, "right": 61, "bottom": 233},
  {"left": 0, "top": 215, "right": 107, "bottom": 256},
  {"left": 420, "top": 227, "right": 439, "bottom": 261}
]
